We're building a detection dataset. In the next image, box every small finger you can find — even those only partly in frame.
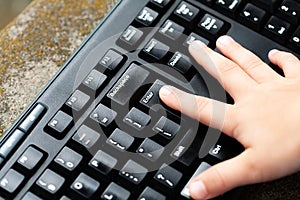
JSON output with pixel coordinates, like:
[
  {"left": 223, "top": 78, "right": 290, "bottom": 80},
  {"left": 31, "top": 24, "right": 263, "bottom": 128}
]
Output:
[
  {"left": 216, "top": 36, "right": 280, "bottom": 83},
  {"left": 189, "top": 40, "right": 256, "bottom": 100},
  {"left": 159, "top": 85, "right": 235, "bottom": 135},
  {"left": 268, "top": 49, "right": 300, "bottom": 78}
]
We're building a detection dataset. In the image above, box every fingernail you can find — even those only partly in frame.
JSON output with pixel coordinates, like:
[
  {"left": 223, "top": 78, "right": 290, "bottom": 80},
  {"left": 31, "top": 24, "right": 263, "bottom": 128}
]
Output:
[
  {"left": 189, "top": 40, "right": 207, "bottom": 52},
  {"left": 217, "top": 35, "right": 234, "bottom": 46},
  {"left": 189, "top": 181, "right": 208, "bottom": 200},
  {"left": 159, "top": 86, "right": 172, "bottom": 98}
]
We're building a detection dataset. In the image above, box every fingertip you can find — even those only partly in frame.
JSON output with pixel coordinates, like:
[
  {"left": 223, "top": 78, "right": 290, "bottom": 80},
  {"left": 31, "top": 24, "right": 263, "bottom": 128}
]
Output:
[
  {"left": 216, "top": 35, "right": 235, "bottom": 47},
  {"left": 159, "top": 85, "right": 177, "bottom": 105},
  {"left": 159, "top": 85, "right": 172, "bottom": 98},
  {"left": 189, "top": 180, "right": 208, "bottom": 200},
  {"left": 188, "top": 40, "right": 207, "bottom": 54},
  {"left": 268, "top": 49, "right": 279, "bottom": 59}
]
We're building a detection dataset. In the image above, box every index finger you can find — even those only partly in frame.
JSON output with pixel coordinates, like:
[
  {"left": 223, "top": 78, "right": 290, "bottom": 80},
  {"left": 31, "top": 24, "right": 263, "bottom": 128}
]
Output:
[{"left": 189, "top": 40, "right": 256, "bottom": 100}]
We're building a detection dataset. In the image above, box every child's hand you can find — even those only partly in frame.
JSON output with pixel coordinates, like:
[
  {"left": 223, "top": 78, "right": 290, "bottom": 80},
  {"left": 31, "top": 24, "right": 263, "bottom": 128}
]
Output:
[{"left": 159, "top": 36, "right": 300, "bottom": 200}]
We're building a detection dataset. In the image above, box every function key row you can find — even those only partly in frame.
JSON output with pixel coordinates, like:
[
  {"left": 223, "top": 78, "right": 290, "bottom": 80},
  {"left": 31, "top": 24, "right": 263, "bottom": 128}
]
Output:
[{"left": 44, "top": 49, "right": 125, "bottom": 140}]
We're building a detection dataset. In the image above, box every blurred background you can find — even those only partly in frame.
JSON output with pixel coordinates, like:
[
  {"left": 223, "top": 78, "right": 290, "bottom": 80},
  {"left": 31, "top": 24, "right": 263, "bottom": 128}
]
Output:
[{"left": 0, "top": 0, "right": 32, "bottom": 29}]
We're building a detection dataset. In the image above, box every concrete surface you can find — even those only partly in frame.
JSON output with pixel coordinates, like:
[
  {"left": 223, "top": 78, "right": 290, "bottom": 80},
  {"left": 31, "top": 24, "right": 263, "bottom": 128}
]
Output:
[
  {"left": 0, "top": 0, "right": 115, "bottom": 136},
  {"left": 0, "top": 0, "right": 32, "bottom": 29}
]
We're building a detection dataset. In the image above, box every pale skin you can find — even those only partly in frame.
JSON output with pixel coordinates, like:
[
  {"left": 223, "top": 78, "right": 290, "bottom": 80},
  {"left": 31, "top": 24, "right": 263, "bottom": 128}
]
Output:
[{"left": 159, "top": 35, "right": 300, "bottom": 200}]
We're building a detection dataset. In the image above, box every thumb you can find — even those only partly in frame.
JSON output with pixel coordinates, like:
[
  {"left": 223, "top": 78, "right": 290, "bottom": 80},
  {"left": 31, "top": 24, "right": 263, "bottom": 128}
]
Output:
[{"left": 189, "top": 150, "right": 258, "bottom": 199}]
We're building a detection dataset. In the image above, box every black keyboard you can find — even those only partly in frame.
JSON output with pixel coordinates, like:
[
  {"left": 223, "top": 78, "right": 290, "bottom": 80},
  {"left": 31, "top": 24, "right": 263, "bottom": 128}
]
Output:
[{"left": 0, "top": 0, "right": 299, "bottom": 199}]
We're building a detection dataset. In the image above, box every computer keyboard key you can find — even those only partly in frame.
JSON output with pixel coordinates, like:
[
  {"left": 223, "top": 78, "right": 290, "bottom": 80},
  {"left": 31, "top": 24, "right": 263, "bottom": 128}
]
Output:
[
  {"left": 65, "top": 90, "right": 90, "bottom": 112},
  {"left": 54, "top": 147, "right": 82, "bottom": 171},
  {"left": 17, "top": 146, "right": 44, "bottom": 171},
  {"left": 101, "top": 182, "right": 130, "bottom": 200},
  {"left": 123, "top": 107, "right": 151, "bottom": 130},
  {"left": 174, "top": 1, "right": 200, "bottom": 22},
  {"left": 60, "top": 196, "right": 71, "bottom": 200},
  {"left": 150, "top": 0, "right": 171, "bottom": 8},
  {"left": 119, "top": 26, "right": 144, "bottom": 49},
  {"left": 98, "top": 49, "right": 124, "bottom": 72},
  {"left": 153, "top": 116, "right": 180, "bottom": 139},
  {"left": 252, "top": 0, "right": 281, "bottom": 13},
  {"left": 72, "top": 125, "right": 100, "bottom": 148},
  {"left": 21, "top": 192, "right": 42, "bottom": 200},
  {"left": 198, "top": 0, "right": 214, "bottom": 5},
  {"left": 0, "top": 169, "right": 24, "bottom": 193},
  {"left": 83, "top": 69, "right": 107, "bottom": 91},
  {"left": 137, "top": 138, "right": 164, "bottom": 161},
  {"left": 89, "top": 150, "right": 117, "bottom": 175},
  {"left": 159, "top": 20, "right": 185, "bottom": 40},
  {"left": 107, "top": 63, "right": 150, "bottom": 105},
  {"left": 183, "top": 32, "right": 209, "bottom": 47},
  {"left": 168, "top": 51, "right": 192, "bottom": 75},
  {"left": 71, "top": 173, "right": 100, "bottom": 198},
  {"left": 181, "top": 162, "right": 211, "bottom": 198},
  {"left": 264, "top": 16, "right": 291, "bottom": 43},
  {"left": 155, "top": 164, "right": 182, "bottom": 188},
  {"left": 119, "top": 160, "right": 148, "bottom": 184},
  {"left": 143, "top": 39, "right": 170, "bottom": 60},
  {"left": 240, "top": 3, "right": 266, "bottom": 31},
  {"left": 198, "top": 13, "right": 225, "bottom": 37},
  {"left": 290, "top": 26, "right": 300, "bottom": 50},
  {"left": 171, "top": 129, "right": 197, "bottom": 166},
  {"left": 36, "top": 169, "right": 65, "bottom": 194},
  {"left": 136, "top": 7, "right": 159, "bottom": 26},
  {"left": 107, "top": 128, "right": 134, "bottom": 151},
  {"left": 138, "top": 187, "right": 166, "bottom": 200},
  {"left": 140, "top": 79, "right": 165, "bottom": 111},
  {"left": 278, "top": 0, "right": 300, "bottom": 25},
  {"left": 19, "top": 104, "right": 46, "bottom": 133},
  {"left": 47, "top": 111, "right": 73, "bottom": 137},
  {"left": 90, "top": 104, "right": 117, "bottom": 127},
  {"left": 209, "top": 135, "right": 243, "bottom": 161},
  {"left": 0, "top": 129, "right": 25, "bottom": 158},
  {"left": 215, "top": 0, "right": 242, "bottom": 15}
]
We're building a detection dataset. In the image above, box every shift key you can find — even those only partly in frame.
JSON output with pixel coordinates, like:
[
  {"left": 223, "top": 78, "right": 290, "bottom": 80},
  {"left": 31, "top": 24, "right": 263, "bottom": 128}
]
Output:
[{"left": 107, "top": 63, "right": 150, "bottom": 105}]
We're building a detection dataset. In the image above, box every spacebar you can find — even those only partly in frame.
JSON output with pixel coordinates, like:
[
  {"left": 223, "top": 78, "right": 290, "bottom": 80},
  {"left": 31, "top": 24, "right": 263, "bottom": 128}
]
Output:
[{"left": 107, "top": 63, "right": 150, "bottom": 105}]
